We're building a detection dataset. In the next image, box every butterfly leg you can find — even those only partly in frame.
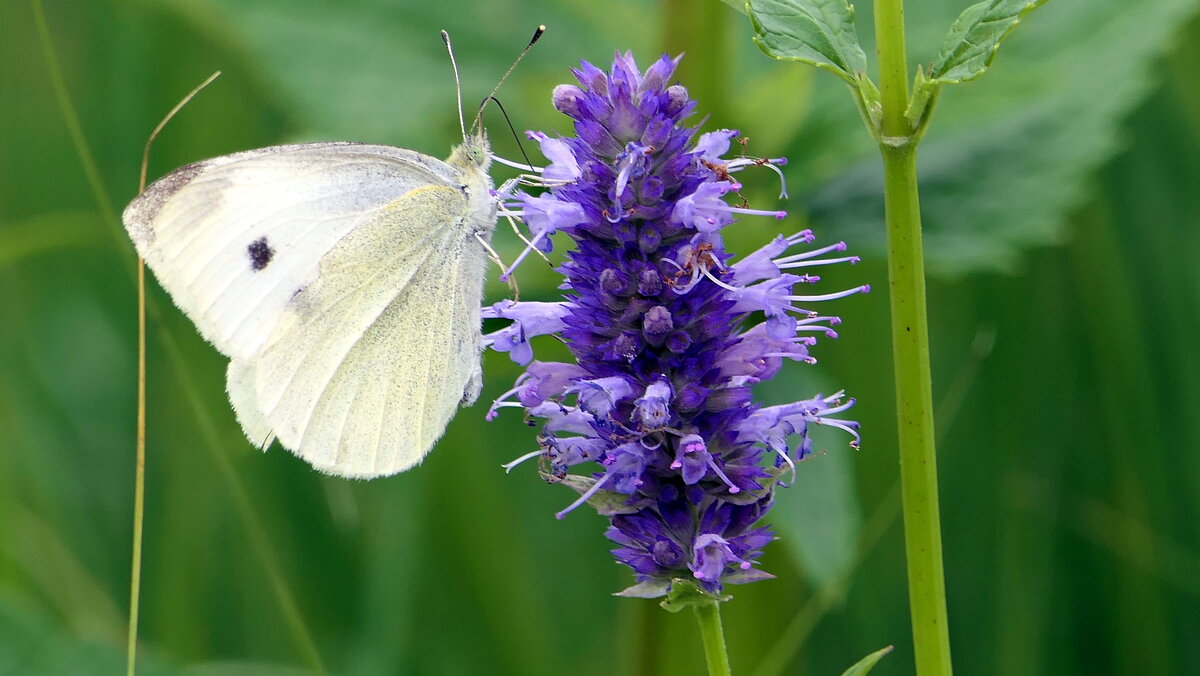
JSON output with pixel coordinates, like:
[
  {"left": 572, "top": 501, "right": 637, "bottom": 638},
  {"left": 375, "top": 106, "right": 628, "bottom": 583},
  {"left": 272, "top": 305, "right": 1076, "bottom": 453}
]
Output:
[
  {"left": 493, "top": 177, "right": 556, "bottom": 269},
  {"left": 499, "top": 208, "right": 553, "bottom": 268},
  {"left": 474, "top": 232, "right": 521, "bottom": 300}
]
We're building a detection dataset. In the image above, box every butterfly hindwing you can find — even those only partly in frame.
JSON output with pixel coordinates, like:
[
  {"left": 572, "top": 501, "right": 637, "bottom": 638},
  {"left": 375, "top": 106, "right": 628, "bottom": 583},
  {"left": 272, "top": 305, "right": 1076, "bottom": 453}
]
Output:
[{"left": 240, "top": 185, "right": 488, "bottom": 476}]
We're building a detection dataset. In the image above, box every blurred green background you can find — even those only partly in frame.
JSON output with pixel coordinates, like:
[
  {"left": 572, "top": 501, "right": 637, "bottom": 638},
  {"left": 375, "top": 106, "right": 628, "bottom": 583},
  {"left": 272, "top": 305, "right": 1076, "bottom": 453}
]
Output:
[{"left": 2, "top": 0, "right": 1198, "bottom": 674}]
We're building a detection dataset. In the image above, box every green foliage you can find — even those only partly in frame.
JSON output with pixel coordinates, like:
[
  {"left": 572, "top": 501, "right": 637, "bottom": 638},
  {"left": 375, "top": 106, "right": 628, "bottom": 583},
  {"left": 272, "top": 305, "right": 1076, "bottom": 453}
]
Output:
[
  {"left": 746, "top": 0, "right": 882, "bottom": 135},
  {"left": 839, "top": 645, "right": 893, "bottom": 675},
  {"left": 906, "top": 0, "right": 1050, "bottom": 132},
  {"left": 747, "top": 0, "right": 867, "bottom": 85},
  {"left": 808, "top": 0, "right": 1200, "bottom": 274},
  {"left": 744, "top": 0, "right": 1200, "bottom": 275},
  {"left": 926, "top": 0, "right": 1051, "bottom": 85}
]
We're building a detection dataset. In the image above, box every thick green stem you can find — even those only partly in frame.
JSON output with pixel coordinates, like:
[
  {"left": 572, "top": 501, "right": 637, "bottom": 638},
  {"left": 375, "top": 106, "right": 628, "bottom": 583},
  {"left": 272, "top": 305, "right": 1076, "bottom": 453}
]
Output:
[
  {"left": 881, "top": 146, "right": 952, "bottom": 676},
  {"left": 693, "top": 601, "right": 732, "bottom": 676},
  {"left": 873, "top": 0, "right": 911, "bottom": 138},
  {"left": 872, "top": 0, "right": 953, "bottom": 672}
]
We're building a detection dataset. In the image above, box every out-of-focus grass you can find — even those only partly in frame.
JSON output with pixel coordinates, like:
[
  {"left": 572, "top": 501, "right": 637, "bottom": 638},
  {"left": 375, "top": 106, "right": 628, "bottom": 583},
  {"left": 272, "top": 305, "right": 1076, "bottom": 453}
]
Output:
[{"left": 1, "top": 1, "right": 1198, "bottom": 674}]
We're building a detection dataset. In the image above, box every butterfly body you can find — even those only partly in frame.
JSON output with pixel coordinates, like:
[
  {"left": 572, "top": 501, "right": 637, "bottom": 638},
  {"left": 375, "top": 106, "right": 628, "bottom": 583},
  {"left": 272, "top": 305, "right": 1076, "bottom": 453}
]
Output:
[{"left": 124, "top": 134, "right": 496, "bottom": 478}]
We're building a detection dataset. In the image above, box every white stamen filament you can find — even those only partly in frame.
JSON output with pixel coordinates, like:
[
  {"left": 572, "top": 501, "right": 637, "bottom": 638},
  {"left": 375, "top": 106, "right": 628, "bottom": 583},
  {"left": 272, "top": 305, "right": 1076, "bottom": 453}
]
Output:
[
  {"left": 812, "top": 418, "right": 862, "bottom": 446},
  {"left": 702, "top": 267, "right": 740, "bottom": 292},
  {"left": 786, "top": 285, "right": 871, "bottom": 303},
  {"left": 502, "top": 449, "right": 544, "bottom": 473},
  {"left": 762, "top": 351, "right": 816, "bottom": 363},
  {"left": 555, "top": 472, "right": 611, "bottom": 520},
  {"left": 778, "top": 255, "right": 860, "bottom": 269},
  {"left": 714, "top": 203, "right": 786, "bottom": 219},
  {"left": 660, "top": 257, "right": 704, "bottom": 294},
  {"left": 725, "top": 158, "right": 790, "bottom": 198},
  {"left": 775, "top": 446, "right": 798, "bottom": 484},
  {"left": 491, "top": 154, "right": 544, "bottom": 172},
  {"left": 774, "top": 241, "right": 848, "bottom": 263},
  {"left": 705, "top": 456, "right": 741, "bottom": 493}
]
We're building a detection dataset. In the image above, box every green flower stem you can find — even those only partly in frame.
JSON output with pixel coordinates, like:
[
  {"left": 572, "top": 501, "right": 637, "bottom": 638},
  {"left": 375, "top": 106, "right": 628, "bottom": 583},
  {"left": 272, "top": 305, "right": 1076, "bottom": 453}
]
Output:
[
  {"left": 873, "top": 0, "right": 910, "bottom": 139},
  {"left": 694, "top": 601, "right": 732, "bottom": 676},
  {"left": 881, "top": 145, "right": 952, "bottom": 676},
  {"left": 873, "top": 0, "right": 954, "bottom": 673}
]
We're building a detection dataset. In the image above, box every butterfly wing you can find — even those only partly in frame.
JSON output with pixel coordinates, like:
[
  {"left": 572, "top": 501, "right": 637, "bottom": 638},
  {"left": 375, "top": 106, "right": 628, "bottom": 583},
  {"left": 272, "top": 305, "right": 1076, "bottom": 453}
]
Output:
[
  {"left": 124, "top": 142, "right": 467, "bottom": 360},
  {"left": 230, "top": 183, "right": 490, "bottom": 477},
  {"left": 126, "top": 142, "right": 495, "bottom": 477}
]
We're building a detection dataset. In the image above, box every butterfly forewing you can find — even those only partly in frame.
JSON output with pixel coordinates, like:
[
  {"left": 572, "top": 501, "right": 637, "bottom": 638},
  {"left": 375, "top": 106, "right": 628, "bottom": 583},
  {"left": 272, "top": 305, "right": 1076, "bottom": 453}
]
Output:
[{"left": 124, "top": 143, "right": 466, "bottom": 359}]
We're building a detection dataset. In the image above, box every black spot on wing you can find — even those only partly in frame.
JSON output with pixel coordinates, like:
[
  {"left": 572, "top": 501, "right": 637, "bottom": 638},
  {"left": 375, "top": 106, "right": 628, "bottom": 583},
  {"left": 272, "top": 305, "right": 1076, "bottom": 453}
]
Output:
[{"left": 248, "top": 237, "right": 274, "bottom": 271}]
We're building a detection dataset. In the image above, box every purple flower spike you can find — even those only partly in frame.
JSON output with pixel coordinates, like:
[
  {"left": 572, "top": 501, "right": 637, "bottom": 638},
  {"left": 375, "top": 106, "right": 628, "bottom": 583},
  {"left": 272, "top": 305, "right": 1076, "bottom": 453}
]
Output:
[{"left": 488, "top": 53, "right": 865, "bottom": 596}]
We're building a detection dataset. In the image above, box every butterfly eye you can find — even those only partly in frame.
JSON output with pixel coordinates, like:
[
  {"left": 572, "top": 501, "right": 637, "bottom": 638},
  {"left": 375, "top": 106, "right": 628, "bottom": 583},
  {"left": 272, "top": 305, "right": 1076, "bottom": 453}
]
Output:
[{"left": 464, "top": 143, "right": 491, "bottom": 168}]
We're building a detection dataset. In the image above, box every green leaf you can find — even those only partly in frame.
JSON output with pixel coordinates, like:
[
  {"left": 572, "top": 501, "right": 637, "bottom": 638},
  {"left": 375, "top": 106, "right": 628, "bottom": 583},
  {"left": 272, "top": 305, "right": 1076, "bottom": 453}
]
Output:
[
  {"left": 719, "top": 0, "right": 748, "bottom": 15},
  {"left": 927, "top": 0, "right": 1051, "bottom": 86},
  {"left": 615, "top": 579, "right": 671, "bottom": 599},
  {"left": 840, "top": 645, "right": 894, "bottom": 676},
  {"left": 803, "top": 0, "right": 1200, "bottom": 275},
  {"left": 747, "top": 0, "right": 868, "bottom": 84}
]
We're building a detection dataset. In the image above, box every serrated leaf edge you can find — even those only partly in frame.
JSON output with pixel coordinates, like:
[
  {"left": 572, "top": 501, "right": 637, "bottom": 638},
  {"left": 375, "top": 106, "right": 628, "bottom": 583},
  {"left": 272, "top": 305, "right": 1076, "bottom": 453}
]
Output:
[
  {"left": 928, "top": 0, "right": 1052, "bottom": 86},
  {"left": 747, "top": 0, "right": 866, "bottom": 85}
]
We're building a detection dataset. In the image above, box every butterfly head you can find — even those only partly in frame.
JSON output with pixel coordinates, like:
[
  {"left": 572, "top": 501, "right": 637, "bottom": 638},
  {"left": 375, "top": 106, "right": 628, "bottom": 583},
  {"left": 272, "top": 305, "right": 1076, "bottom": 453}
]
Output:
[{"left": 449, "top": 130, "right": 492, "bottom": 173}]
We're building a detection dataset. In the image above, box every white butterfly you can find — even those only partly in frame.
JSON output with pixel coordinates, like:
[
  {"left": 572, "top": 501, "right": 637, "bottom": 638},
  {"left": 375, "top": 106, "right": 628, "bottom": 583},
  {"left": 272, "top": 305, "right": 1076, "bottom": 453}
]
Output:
[{"left": 124, "top": 131, "right": 499, "bottom": 479}]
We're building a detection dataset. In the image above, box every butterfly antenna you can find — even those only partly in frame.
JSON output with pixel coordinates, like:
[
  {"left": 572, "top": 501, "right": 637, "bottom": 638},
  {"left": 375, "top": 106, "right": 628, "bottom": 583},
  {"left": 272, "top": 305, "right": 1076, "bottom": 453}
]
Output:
[
  {"left": 469, "top": 25, "right": 545, "bottom": 134},
  {"left": 441, "top": 30, "right": 468, "bottom": 141},
  {"left": 484, "top": 96, "right": 536, "bottom": 171}
]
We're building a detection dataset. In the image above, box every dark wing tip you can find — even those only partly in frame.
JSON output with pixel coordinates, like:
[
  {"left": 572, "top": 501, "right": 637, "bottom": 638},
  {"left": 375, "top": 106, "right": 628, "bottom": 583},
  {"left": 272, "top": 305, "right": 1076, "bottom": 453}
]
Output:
[{"left": 123, "top": 159, "right": 209, "bottom": 246}]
